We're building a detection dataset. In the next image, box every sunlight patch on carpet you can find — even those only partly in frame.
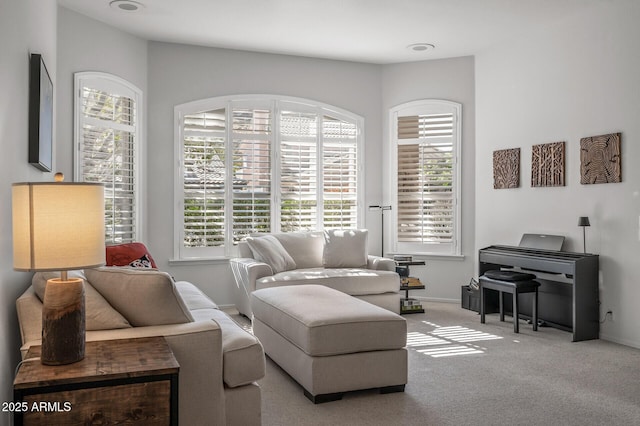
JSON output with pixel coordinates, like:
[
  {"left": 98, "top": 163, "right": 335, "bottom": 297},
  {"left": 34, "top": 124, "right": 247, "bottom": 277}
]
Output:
[
  {"left": 417, "top": 345, "right": 484, "bottom": 357},
  {"left": 407, "top": 332, "right": 449, "bottom": 346},
  {"left": 431, "top": 326, "right": 503, "bottom": 343},
  {"left": 407, "top": 323, "right": 503, "bottom": 358}
]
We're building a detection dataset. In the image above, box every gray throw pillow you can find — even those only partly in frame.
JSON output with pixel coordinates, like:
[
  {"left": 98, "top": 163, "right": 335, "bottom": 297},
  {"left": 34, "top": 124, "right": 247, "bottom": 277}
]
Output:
[
  {"left": 246, "top": 235, "right": 297, "bottom": 273},
  {"left": 322, "top": 229, "right": 368, "bottom": 268},
  {"left": 85, "top": 267, "right": 194, "bottom": 326}
]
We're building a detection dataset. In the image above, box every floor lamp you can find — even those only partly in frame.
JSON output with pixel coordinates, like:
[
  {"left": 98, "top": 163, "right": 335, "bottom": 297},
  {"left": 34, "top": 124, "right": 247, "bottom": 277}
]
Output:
[{"left": 369, "top": 205, "right": 392, "bottom": 257}]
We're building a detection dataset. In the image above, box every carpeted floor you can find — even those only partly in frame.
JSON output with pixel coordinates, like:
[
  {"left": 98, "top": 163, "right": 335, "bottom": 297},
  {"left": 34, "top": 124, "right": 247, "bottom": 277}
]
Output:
[{"left": 228, "top": 301, "right": 640, "bottom": 426}]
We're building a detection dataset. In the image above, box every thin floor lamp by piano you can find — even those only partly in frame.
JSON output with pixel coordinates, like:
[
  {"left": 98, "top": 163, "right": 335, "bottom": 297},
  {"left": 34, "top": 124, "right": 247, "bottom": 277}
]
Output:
[
  {"left": 578, "top": 216, "right": 590, "bottom": 254},
  {"left": 369, "top": 205, "right": 392, "bottom": 257}
]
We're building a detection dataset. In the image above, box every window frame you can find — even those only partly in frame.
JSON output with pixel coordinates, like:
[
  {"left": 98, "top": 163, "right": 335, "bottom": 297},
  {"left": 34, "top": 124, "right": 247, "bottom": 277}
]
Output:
[
  {"left": 389, "top": 99, "right": 462, "bottom": 256},
  {"left": 174, "top": 94, "right": 364, "bottom": 260},
  {"left": 73, "top": 71, "right": 144, "bottom": 245}
]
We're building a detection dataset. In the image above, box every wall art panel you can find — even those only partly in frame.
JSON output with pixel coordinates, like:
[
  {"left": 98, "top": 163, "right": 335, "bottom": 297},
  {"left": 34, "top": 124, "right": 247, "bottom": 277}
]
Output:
[
  {"left": 531, "top": 141, "right": 565, "bottom": 187},
  {"left": 493, "top": 148, "right": 520, "bottom": 189},
  {"left": 580, "top": 133, "right": 621, "bottom": 184}
]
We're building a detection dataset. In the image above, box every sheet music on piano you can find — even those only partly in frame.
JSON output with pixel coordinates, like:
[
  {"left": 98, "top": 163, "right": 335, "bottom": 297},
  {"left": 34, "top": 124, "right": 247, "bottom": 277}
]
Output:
[{"left": 518, "top": 233, "right": 565, "bottom": 251}]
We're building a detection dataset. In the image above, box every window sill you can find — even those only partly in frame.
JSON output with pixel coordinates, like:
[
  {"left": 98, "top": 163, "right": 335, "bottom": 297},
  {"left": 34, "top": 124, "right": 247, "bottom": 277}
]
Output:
[
  {"left": 168, "top": 257, "right": 229, "bottom": 266},
  {"left": 387, "top": 252, "right": 465, "bottom": 261}
]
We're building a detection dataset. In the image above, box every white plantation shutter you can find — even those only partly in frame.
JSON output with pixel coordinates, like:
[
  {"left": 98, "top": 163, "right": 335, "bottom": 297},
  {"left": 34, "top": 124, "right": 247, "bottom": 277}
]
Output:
[
  {"left": 182, "top": 109, "right": 226, "bottom": 251},
  {"left": 75, "top": 73, "right": 142, "bottom": 245},
  {"left": 322, "top": 115, "right": 358, "bottom": 229},
  {"left": 392, "top": 101, "right": 461, "bottom": 255},
  {"left": 280, "top": 110, "right": 318, "bottom": 232},
  {"left": 232, "top": 107, "right": 272, "bottom": 241},
  {"left": 175, "top": 96, "right": 363, "bottom": 259},
  {"left": 398, "top": 113, "right": 454, "bottom": 139}
]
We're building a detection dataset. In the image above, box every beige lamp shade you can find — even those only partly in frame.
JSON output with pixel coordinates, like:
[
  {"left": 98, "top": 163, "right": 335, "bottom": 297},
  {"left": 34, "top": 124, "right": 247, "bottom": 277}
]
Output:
[{"left": 12, "top": 182, "right": 106, "bottom": 271}]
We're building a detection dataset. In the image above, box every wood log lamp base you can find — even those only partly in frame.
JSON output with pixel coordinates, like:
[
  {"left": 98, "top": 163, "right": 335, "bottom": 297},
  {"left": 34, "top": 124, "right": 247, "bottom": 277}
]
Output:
[{"left": 41, "top": 277, "right": 86, "bottom": 365}]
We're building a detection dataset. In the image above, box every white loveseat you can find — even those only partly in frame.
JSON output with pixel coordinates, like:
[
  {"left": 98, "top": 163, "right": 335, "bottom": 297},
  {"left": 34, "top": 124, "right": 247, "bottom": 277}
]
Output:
[
  {"left": 230, "top": 230, "right": 401, "bottom": 318},
  {"left": 16, "top": 268, "right": 265, "bottom": 426}
]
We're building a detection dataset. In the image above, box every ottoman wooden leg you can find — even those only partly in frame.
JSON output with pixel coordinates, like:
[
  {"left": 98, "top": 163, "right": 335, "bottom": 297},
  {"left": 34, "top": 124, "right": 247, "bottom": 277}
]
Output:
[
  {"left": 533, "top": 288, "right": 539, "bottom": 332},
  {"left": 480, "top": 284, "right": 485, "bottom": 323},
  {"left": 380, "top": 384, "right": 405, "bottom": 394},
  {"left": 513, "top": 291, "right": 519, "bottom": 333},
  {"left": 305, "top": 390, "right": 344, "bottom": 404}
]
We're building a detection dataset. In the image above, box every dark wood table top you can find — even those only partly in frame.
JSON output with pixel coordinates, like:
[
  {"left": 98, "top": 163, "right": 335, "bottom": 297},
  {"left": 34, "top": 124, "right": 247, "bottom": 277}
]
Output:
[{"left": 14, "top": 337, "right": 179, "bottom": 390}]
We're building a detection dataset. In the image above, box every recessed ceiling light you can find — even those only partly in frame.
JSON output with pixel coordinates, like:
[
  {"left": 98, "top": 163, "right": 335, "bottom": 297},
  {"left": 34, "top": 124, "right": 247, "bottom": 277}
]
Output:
[
  {"left": 110, "top": 0, "right": 145, "bottom": 12},
  {"left": 407, "top": 43, "right": 435, "bottom": 52}
]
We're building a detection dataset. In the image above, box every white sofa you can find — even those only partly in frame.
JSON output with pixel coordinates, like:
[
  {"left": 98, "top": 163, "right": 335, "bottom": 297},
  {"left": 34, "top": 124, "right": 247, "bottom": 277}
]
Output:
[
  {"left": 230, "top": 230, "right": 401, "bottom": 318},
  {"left": 16, "top": 268, "right": 265, "bottom": 426}
]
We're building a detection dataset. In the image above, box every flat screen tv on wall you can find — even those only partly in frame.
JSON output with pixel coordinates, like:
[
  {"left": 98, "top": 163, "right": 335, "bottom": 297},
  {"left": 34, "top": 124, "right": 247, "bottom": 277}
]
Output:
[{"left": 29, "top": 53, "right": 53, "bottom": 172}]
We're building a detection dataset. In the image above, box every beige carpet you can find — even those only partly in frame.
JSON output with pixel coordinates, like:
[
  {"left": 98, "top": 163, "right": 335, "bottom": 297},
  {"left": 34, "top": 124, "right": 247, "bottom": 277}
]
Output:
[{"left": 229, "top": 301, "right": 640, "bottom": 426}]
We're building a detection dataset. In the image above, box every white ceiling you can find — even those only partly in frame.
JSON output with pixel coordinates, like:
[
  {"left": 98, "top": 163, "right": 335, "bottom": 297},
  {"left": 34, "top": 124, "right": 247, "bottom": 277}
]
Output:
[{"left": 58, "top": 0, "right": 604, "bottom": 64}]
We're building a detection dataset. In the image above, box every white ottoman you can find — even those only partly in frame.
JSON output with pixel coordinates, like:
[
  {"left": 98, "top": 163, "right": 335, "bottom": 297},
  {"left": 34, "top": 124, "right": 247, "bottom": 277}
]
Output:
[{"left": 251, "top": 284, "right": 407, "bottom": 403}]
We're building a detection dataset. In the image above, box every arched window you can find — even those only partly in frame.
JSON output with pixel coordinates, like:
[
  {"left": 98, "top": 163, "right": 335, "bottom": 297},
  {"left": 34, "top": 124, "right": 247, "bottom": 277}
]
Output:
[
  {"left": 74, "top": 72, "right": 143, "bottom": 244},
  {"left": 390, "top": 100, "right": 462, "bottom": 255},
  {"left": 174, "top": 95, "right": 363, "bottom": 259}
]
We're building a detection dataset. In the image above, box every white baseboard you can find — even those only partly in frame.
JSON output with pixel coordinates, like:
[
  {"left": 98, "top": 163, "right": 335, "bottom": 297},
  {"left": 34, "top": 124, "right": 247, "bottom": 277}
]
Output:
[
  {"left": 599, "top": 332, "right": 640, "bottom": 350},
  {"left": 412, "top": 296, "right": 459, "bottom": 304}
]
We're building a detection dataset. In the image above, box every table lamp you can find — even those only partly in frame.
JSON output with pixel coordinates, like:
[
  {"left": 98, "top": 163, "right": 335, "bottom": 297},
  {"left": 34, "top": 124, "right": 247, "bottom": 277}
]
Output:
[
  {"left": 12, "top": 174, "right": 105, "bottom": 365},
  {"left": 578, "top": 216, "right": 590, "bottom": 254}
]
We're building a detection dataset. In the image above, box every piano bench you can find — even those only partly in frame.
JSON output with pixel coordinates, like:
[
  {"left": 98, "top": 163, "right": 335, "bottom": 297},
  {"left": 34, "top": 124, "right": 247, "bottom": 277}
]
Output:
[{"left": 479, "top": 272, "right": 540, "bottom": 333}]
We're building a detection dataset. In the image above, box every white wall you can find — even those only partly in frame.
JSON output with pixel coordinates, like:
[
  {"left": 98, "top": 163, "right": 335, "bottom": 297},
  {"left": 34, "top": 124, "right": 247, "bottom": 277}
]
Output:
[
  {"left": 381, "top": 56, "right": 476, "bottom": 302},
  {"left": 476, "top": 1, "right": 640, "bottom": 347},
  {"left": 0, "top": 1, "right": 57, "bottom": 423},
  {"left": 147, "top": 42, "right": 382, "bottom": 305},
  {"left": 56, "top": 7, "right": 148, "bottom": 235}
]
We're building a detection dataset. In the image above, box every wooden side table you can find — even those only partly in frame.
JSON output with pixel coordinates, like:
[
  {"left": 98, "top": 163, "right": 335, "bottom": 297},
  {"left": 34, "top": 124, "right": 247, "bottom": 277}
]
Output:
[{"left": 13, "top": 337, "right": 179, "bottom": 426}]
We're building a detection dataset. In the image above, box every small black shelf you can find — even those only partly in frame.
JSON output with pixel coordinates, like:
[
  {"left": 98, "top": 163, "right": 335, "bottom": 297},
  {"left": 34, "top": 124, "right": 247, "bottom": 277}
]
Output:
[
  {"left": 400, "top": 285, "right": 426, "bottom": 297},
  {"left": 396, "top": 260, "right": 426, "bottom": 315},
  {"left": 401, "top": 309, "right": 425, "bottom": 314}
]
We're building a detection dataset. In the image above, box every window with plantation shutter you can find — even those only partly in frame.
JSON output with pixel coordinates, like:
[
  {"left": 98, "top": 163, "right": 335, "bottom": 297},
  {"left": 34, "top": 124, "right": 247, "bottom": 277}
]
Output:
[
  {"left": 391, "top": 100, "right": 461, "bottom": 255},
  {"left": 175, "top": 96, "right": 363, "bottom": 259},
  {"left": 74, "top": 73, "right": 142, "bottom": 245}
]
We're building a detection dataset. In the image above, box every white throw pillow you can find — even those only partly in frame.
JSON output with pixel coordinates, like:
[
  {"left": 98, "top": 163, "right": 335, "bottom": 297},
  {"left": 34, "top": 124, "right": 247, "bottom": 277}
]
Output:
[
  {"left": 246, "top": 235, "right": 297, "bottom": 273},
  {"left": 322, "top": 229, "right": 368, "bottom": 268},
  {"left": 274, "top": 231, "right": 324, "bottom": 269}
]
